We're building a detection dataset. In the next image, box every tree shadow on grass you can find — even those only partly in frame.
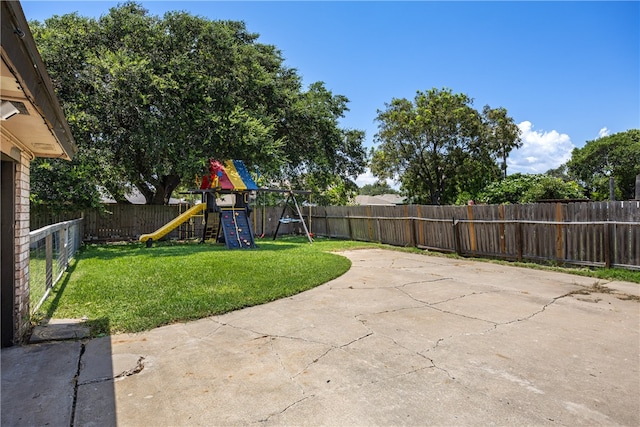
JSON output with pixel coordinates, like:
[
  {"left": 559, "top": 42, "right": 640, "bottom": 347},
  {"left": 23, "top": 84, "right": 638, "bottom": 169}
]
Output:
[{"left": 79, "top": 239, "right": 303, "bottom": 260}]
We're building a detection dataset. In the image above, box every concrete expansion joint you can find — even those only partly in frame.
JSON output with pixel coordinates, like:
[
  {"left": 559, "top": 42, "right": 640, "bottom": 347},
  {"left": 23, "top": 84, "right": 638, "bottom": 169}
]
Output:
[{"left": 70, "top": 342, "right": 86, "bottom": 427}]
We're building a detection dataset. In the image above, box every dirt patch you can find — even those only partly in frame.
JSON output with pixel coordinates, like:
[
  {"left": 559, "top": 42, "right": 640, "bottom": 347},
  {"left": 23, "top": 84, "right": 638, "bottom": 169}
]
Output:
[{"left": 567, "top": 282, "right": 639, "bottom": 302}]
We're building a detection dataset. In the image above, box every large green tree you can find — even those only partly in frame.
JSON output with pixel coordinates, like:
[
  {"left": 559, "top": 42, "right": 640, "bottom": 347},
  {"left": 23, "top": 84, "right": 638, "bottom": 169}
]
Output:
[
  {"left": 30, "top": 2, "right": 365, "bottom": 206},
  {"left": 477, "top": 173, "right": 585, "bottom": 204},
  {"left": 371, "top": 88, "right": 521, "bottom": 205},
  {"left": 566, "top": 129, "right": 640, "bottom": 201},
  {"left": 358, "top": 181, "right": 398, "bottom": 196}
]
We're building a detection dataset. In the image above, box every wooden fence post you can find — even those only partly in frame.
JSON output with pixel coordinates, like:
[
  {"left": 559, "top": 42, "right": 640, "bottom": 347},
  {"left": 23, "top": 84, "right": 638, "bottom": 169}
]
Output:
[
  {"left": 555, "top": 203, "right": 564, "bottom": 263},
  {"left": 366, "top": 205, "right": 373, "bottom": 242},
  {"left": 404, "top": 205, "right": 414, "bottom": 247},
  {"left": 467, "top": 205, "right": 477, "bottom": 253},
  {"left": 498, "top": 204, "right": 506, "bottom": 255},
  {"left": 603, "top": 221, "right": 611, "bottom": 268},
  {"left": 411, "top": 217, "right": 417, "bottom": 248},
  {"left": 417, "top": 205, "right": 424, "bottom": 247},
  {"left": 516, "top": 221, "right": 523, "bottom": 262},
  {"left": 325, "top": 209, "right": 330, "bottom": 238},
  {"left": 453, "top": 218, "right": 462, "bottom": 256}
]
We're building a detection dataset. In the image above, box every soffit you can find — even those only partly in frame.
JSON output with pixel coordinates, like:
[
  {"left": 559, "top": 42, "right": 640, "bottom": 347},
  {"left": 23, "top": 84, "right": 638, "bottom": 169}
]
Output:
[{"left": 0, "top": 1, "right": 76, "bottom": 160}]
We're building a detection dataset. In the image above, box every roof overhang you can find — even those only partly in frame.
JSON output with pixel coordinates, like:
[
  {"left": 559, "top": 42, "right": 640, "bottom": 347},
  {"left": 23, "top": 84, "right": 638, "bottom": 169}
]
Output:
[{"left": 0, "top": 0, "right": 76, "bottom": 161}]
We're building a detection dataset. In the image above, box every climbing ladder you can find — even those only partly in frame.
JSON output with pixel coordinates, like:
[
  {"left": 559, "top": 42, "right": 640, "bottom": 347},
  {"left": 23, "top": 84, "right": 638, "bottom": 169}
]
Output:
[
  {"left": 219, "top": 208, "right": 256, "bottom": 249},
  {"left": 203, "top": 214, "right": 220, "bottom": 242}
]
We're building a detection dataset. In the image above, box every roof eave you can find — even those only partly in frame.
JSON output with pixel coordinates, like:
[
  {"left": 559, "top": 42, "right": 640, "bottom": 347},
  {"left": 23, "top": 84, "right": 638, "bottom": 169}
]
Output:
[{"left": 1, "top": 1, "right": 77, "bottom": 160}]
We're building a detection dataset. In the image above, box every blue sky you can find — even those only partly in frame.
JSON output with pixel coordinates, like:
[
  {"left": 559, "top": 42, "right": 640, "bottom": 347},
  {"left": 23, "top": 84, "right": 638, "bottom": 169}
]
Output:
[{"left": 21, "top": 1, "right": 640, "bottom": 186}]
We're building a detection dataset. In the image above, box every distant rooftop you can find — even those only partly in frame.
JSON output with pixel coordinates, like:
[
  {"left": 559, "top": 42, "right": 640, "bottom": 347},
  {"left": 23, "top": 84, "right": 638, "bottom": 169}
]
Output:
[{"left": 354, "top": 194, "right": 405, "bottom": 206}]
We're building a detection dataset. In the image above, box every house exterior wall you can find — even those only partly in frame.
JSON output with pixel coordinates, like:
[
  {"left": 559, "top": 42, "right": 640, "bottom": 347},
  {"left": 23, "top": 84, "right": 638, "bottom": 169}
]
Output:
[
  {"left": 14, "top": 151, "right": 31, "bottom": 339},
  {"left": 2, "top": 144, "right": 32, "bottom": 343},
  {"left": 1, "top": 1, "right": 76, "bottom": 346}
]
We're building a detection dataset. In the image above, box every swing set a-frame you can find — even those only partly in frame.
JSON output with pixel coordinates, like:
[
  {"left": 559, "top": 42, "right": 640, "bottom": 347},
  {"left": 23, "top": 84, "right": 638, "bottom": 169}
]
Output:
[{"left": 259, "top": 189, "right": 313, "bottom": 244}]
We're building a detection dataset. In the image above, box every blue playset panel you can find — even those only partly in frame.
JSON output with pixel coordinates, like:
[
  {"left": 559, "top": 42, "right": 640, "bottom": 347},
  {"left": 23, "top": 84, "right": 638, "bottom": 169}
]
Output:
[
  {"left": 232, "top": 160, "right": 259, "bottom": 190},
  {"left": 219, "top": 209, "right": 256, "bottom": 249}
]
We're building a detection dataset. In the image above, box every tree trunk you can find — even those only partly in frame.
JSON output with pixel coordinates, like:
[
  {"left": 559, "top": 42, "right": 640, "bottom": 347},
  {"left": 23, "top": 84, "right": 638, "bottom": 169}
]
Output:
[
  {"left": 136, "top": 182, "right": 155, "bottom": 205},
  {"left": 105, "top": 185, "right": 132, "bottom": 204},
  {"left": 150, "top": 174, "right": 181, "bottom": 205}
]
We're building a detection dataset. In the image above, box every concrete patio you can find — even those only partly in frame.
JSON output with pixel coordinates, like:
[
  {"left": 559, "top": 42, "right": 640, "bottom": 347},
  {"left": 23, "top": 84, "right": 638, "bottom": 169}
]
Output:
[{"left": 2, "top": 249, "right": 639, "bottom": 426}]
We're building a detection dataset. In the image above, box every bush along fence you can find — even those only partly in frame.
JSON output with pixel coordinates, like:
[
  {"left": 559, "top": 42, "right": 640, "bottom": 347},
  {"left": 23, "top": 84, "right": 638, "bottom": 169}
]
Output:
[{"left": 31, "top": 200, "right": 640, "bottom": 270}]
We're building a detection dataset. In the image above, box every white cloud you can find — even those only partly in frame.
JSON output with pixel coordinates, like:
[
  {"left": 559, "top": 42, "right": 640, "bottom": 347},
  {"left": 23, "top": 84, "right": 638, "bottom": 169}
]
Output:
[
  {"left": 355, "top": 169, "right": 378, "bottom": 187},
  {"left": 507, "top": 121, "right": 576, "bottom": 174},
  {"left": 598, "top": 127, "right": 610, "bottom": 138},
  {"left": 360, "top": 121, "right": 576, "bottom": 182},
  {"left": 355, "top": 168, "right": 399, "bottom": 189}
]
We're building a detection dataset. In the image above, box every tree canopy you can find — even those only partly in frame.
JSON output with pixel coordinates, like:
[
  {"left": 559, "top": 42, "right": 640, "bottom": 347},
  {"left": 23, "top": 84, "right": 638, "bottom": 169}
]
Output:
[
  {"left": 477, "top": 173, "right": 585, "bottom": 204},
  {"left": 30, "top": 2, "right": 366, "bottom": 207},
  {"left": 566, "top": 129, "right": 640, "bottom": 201},
  {"left": 371, "top": 88, "right": 521, "bottom": 205},
  {"left": 358, "top": 181, "right": 399, "bottom": 196}
]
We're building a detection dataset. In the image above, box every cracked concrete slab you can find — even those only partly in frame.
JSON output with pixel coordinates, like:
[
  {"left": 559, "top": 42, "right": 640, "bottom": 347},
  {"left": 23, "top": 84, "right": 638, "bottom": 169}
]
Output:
[
  {"left": 1, "top": 341, "right": 81, "bottom": 426},
  {"left": 29, "top": 318, "right": 90, "bottom": 343},
  {"left": 2, "top": 249, "right": 638, "bottom": 426}
]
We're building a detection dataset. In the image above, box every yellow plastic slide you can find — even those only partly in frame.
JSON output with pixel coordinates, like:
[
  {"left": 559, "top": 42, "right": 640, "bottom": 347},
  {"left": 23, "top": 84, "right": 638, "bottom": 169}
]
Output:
[{"left": 139, "top": 203, "right": 206, "bottom": 243}]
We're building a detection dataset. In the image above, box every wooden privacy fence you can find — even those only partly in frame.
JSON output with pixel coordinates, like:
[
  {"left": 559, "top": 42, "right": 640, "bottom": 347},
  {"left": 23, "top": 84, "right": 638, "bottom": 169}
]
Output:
[
  {"left": 31, "top": 201, "right": 639, "bottom": 270},
  {"left": 308, "top": 202, "right": 640, "bottom": 270},
  {"left": 33, "top": 204, "right": 309, "bottom": 243}
]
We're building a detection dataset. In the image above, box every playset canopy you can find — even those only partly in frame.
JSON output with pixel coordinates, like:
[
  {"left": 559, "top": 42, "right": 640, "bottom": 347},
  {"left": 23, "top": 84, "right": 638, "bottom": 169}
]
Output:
[{"left": 199, "top": 159, "right": 259, "bottom": 192}]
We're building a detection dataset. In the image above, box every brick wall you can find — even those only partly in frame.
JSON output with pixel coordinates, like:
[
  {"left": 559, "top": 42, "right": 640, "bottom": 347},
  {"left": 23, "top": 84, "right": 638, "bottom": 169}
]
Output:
[{"left": 14, "top": 152, "right": 30, "bottom": 340}]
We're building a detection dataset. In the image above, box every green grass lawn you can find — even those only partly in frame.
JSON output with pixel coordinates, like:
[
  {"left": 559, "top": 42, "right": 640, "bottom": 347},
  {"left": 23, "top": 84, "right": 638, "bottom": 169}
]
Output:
[
  {"left": 28, "top": 253, "right": 47, "bottom": 310},
  {"left": 37, "top": 236, "right": 385, "bottom": 336},
  {"left": 38, "top": 236, "right": 639, "bottom": 337}
]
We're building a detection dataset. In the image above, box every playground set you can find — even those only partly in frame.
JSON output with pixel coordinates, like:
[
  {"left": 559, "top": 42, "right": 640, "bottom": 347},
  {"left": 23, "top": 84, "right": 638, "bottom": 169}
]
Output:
[{"left": 139, "top": 159, "right": 312, "bottom": 249}]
